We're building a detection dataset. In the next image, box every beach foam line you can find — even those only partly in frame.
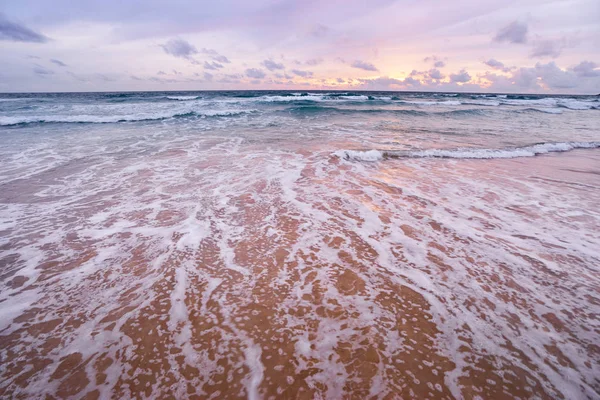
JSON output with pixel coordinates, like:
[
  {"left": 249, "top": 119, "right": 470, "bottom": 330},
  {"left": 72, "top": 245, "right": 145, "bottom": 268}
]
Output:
[{"left": 334, "top": 141, "right": 600, "bottom": 161}]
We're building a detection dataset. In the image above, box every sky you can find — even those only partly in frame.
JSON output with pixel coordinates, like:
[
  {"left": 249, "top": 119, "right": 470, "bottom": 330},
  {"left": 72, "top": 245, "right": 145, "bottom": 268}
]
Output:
[{"left": 1, "top": 0, "right": 599, "bottom": 93}]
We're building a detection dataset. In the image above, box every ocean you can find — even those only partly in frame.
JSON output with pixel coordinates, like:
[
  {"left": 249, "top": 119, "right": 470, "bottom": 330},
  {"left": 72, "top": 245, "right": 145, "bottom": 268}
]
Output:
[{"left": 0, "top": 91, "right": 599, "bottom": 399}]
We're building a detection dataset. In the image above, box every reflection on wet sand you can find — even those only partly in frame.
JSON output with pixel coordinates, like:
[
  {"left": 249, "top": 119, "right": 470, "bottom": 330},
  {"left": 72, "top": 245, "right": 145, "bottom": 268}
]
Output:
[{"left": 1, "top": 144, "right": 599, "bottom": 399}]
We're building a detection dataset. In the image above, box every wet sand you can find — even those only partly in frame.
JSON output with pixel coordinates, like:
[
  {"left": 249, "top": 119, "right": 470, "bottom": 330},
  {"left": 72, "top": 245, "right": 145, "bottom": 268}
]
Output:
[{"left": 1, "top": 146, "right": 599, "bottom": 399}]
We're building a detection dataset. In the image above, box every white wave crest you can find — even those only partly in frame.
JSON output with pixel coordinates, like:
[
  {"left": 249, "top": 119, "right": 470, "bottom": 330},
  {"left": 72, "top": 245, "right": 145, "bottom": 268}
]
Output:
[
  {"left": 335, "top": 142, "right": 600, "bottom": 162},
  {"left": 333, "top": 149, "right": 384, "bottom": 162},
  {"left": 0, "top": 109, "right": 254, "bottom": 126},
  {"left": 166, "top": 96, "right": 200, "bottom": 101},
  {"left": 398, "top": 100, "right": 462, "bottom": 106},
  {"left": 404, "top": 142, "right": 600, "bottom": 159}
]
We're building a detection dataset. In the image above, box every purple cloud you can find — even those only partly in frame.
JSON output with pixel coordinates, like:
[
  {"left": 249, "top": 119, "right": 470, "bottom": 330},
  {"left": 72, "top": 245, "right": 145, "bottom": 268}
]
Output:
[
  {"left": 424, "top": 56, "right": 445, "bottom": 68},
  {"left": 530, "top": 39, "right": 564, "bottom": 59},
  {"left": 50, "top": 59, "right": 67, "bottom": 67},
  {"left": 351, "top": 60, "right": 378, "bottom": 72},
  {"left": 484, "top": 59, "right": 504, "bottom": 69},
  {"left": 449, "top": 69, "right": 471, "bottom": 83},
  {"left": 357, "top": 76, "right": 403, "bottom": 89},
  {"left": 291, "top": 69, "right": 313, "bottom": 78},
  {"left": 0, "top": 13, "right": 49, "bottom": 43},
  {"left": 484, "top": 58, "right": 512, "bottom": 73},
  {"left": 306, "top": 58, "right": 324, "bottom": 66},
  {"left": 213, "top": 55, "right": 230, "bottom": 63},
  {"left": 571, "top": 61, "right": 599, "bottom": 78},
  {"left": 161, "top": 38, "right": 198, "bottom": 60},
  {"left": 204, "top": 61, "right": 224, "bottom": 70},
  {"left": 428, "top": 69, "right": 444, "bottom": 80},
  {"left": 33, "top": 65, "right": 54, "bottom": 75},
  {"left": 309, "top": 24, "right": 329, "bottom": 38},
  {"left": 512, "top": 67, "right": 539, "bottom": 88},
  {"left": 494, "top": 21, "right": 528, "bottom": 44},
  {"left": 246, "top": 68, "right": 266, "bottom": 79},
  {"left": 262, "top": 59, "right": 284, "bottom": 71},
  {"left": 534, "top": 62, "right": 578, "bottom": 89},
  {"left": 403, "top": 76, "right": 422, "bottom": 86},
  {"left": 200, "top": 48, "right": 230, "bottom": 63}
]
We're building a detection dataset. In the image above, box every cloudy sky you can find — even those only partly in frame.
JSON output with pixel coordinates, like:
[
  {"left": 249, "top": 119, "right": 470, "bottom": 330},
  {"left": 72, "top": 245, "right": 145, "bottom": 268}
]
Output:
[{"left": 1, "top": 0, "right": 599, "bottom": 93}]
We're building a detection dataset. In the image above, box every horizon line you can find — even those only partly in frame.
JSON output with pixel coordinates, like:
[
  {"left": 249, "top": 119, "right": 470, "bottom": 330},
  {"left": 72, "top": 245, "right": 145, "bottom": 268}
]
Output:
[{"left": 1, "top": 89, "right": 598, "bottom": 96}]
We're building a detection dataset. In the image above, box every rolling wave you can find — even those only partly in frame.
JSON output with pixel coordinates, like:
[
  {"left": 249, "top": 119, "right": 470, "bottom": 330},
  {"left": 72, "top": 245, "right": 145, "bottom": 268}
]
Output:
[
  {"left": 284, "top": 106, "right": 489, "bottom": 117},
  {"left": 165, "top": 96, "right": 201, "bottom": 101},
  {"left": 0, "top": 109, "right": 255, "bottom": 126},
  {"left": 334, "top": 142, "right": 600, "bottom": 161}
]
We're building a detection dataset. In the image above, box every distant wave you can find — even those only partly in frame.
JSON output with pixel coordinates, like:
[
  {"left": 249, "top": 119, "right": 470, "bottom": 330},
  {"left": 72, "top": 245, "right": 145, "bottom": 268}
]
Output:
[
  {"left": 397, "top": 100, "right": 462, "bottom": 106},
  {"left": 0, "top": 109, "right": 255, "bottom": 126},
  {"left": 165, "top": 96, "right": 201, "bottom": 101},
  {"left": 285, "top": 106, "right": 492, "bottom": 117},
  {"left": 0, "top": 98, "right": 30, "bottom": 102},
  {"left": 522, "top": 108, "right": 564, "bottom": 114},
  {"left": 250, "top": 95, "right": 599, "bottom": 110},
  {"left": 334, "top": 142, "right": 600, "bottom": 162}
]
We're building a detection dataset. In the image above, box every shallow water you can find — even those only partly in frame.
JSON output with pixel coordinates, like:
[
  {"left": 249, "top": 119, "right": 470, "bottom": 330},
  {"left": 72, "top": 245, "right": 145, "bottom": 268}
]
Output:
[{"left": 0, "top": 91, "right": 599, "bottom": 399}]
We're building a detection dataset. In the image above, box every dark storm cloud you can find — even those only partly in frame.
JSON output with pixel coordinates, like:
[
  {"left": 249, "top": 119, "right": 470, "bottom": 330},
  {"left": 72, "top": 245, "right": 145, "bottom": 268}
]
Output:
[
  {"left": 351, "top": 60, "right": 378, "bottom": 72},
  {"left": 0, "top": 13, "right": 48, "bottom": 42},
  {"left": 50, "top": 59, "right": 67, "bottom": 67},
  {"left": 494, "top": 21, "right": 528, "bottom": 44}
]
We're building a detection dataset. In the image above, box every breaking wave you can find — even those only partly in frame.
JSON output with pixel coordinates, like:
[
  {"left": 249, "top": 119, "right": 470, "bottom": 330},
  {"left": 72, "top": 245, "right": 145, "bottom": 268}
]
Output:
[
  {"left": 165, "top": 96, "right": 201, "bottom": 101},
  {"left": 0, "top": 109, "right": 255, "bottom": 126},
  {"left": 334, "top": 142, "right": 600, "bottom": 161}
]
